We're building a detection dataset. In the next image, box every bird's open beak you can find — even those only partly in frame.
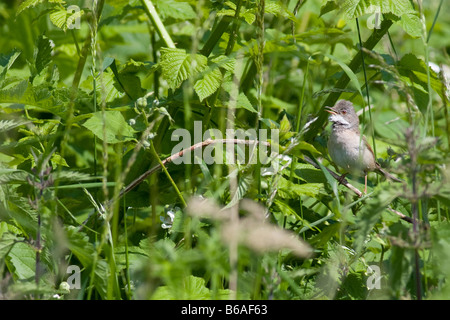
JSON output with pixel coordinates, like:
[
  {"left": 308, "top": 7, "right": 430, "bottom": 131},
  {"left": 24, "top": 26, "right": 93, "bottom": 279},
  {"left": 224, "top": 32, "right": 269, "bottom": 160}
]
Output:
[{"left": 325, "top": 106, "right": 337, "bottom": 115}]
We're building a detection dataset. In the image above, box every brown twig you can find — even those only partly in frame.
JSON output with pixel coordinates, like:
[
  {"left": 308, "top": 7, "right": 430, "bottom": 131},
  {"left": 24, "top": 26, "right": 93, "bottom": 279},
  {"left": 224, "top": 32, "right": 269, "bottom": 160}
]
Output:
[
  {"left": 303, "top": 156, "right": 419, "bottom": 225},
  {"left": 303, "top": 155, "right": 363, "bottom": 197},
  {"left": 112, "top": 139, "right": 270, "bottom": 204}
]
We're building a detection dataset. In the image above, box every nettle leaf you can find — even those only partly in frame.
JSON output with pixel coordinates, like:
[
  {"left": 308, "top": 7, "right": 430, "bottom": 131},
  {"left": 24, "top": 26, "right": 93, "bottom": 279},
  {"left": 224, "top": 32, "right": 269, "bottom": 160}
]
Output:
[
  {"left": 34, "top": 35, "right": 53, "bottom": 76},
  {"left": 217, "top": 0, "right": 294, "bottom": 24},
  {"left": 193, "top": 54, "right": 238, "bottom": 101},
  {"left": 152, "top": 275, "right": 230, "bottom": 300},
  {"left": 265, "top": 0, "right": 296, "bottom": 20},
  {"left": 194, "top": 67, "right": 222, "bottom": 102},
  {"left": 16, "top": 0, "right": 65, "bottom": 15},
  {"left": 277, "top": 176, "right": 323, "bottom": 199},
  {"left": 159, "top": 48, "right": 207, "bottom": 89},
  {"left": 49, "top": 7, "right": 68, "bottom": 30},
  {"left": 82, "top": 111, "right": 136, "bottom": 144},
  {"left": 0, "top": 49, "right": 21, "bottom": 85},
  {"left": 154, "top": 0, "right": 196, "bottom": 20},
  {"left": 221, "top": 81, "right": 258, "bottom": 113},
  {"left": 342, "top": 0, "right": 415, "bottom": 19},
  {"left": 397, "top": 53, "right": 444, "bottom": 100},
  {"left": 49, "top": 6, "right": 84, "bottom": 31},
  {"left": 217, "top": 1, "right": 256, "bottom": 24},
  {"left": 0, "top": 119, "right": 30, "bottom": 133},
  {"left": 65, "top": 226, "right": 94, "bottom": 268},
  {"left": 341, "top": 0, "right": 420, "bottom": 38},
  {"left": 320, "top": 1, "right": 339, "bottom": 16},
  {"left": 398, "top": 13, "right": 422, "bottom": 38},
  {"left": 6, "top": 242, "right": 36, "bottom": 280}
]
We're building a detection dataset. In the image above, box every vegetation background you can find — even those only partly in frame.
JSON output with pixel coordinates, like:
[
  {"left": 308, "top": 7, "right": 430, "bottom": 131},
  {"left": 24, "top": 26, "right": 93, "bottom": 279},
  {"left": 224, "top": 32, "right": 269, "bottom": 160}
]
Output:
[{"left": 0, "top": 0, "right": 449, "bottom": 300}]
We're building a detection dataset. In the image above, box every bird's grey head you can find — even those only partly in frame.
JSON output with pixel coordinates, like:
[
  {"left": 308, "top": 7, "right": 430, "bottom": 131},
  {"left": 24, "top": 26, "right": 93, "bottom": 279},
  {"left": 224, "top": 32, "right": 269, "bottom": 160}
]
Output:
[{"left": 326, "top": 100, "right": 359, "bottom": 129}]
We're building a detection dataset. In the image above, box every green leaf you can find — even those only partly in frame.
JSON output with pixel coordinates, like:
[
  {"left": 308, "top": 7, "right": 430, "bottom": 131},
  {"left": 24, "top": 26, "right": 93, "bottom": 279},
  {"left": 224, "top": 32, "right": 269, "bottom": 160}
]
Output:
[
  {"left": 152, "top": 275, "right": 231, "bottom": 299},
  {"left": 237, "top": 92, "right": 258, "bottom": 113},
  {"left": 159, "top": 48, "right": 208, "bottom": 89},
  {"left": 0, "top": 232, "right": 19, "bottom": 261},
  {"left": 399, "top": 13, "right": 422, "bottom": 38},
  {"left": 341, "top": 0, "right": 421, "bottom": 38},
  {"left": 0, "top": 49, "right": 21, "bottom": 84},
  {"left": 34, "top": 35, "right": 52, "bottom": 76},
  {"left": 49, "top": 7, "right": 68, "bottom": 30},
  {"left": 320, "top": 1, "right": 339, "bottom": 17},
  {"left": 342, "top": 0, "right": 415, "bottom": 20},
  {"left": 325, "top": 53, "right": 363, "bottom": 98},
  {"left": 6, "top": 242, "right": 36, "bottom": 280},
  {"left": 194, "top": 66, "right": 223, "bottom": 102},
  {"left": 0, "top": 119, "right": 30, "bottom": 133},
  {"left": 291, "top": 141, "right": 321, "bottom": 157},
  {"left": 277, "top": 176, "right": 323, "bottom": 199},
  {"left": 353, "top": 186, "right": 400, "bottom": 253},
  {"left": 82, "top": 111, "right": 136, "bottom": 144},
  {"left": 154, "top": 0, "right": 196, "bottom": 20},
  {"left": 16, "top": 0, "right": 43, "bottom": 16},
  {"left": 265, "top": 0, "right": 296, "bottom": 20},
  {"left": 397, "top": 53, "right": 444, "bottom": 102}
]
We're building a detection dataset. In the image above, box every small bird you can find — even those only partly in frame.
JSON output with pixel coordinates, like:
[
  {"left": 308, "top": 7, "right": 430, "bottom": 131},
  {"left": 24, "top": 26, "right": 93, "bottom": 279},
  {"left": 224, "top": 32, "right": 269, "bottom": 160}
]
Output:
[{"left": 326, "top": 100, "right": 401, "bottom": 193}]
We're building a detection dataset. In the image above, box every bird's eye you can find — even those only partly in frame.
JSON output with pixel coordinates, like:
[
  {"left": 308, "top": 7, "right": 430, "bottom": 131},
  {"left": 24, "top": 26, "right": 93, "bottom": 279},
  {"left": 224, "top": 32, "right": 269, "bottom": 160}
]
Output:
[{"left": 341, "top": 110, "right": 347, "bottom": 115}]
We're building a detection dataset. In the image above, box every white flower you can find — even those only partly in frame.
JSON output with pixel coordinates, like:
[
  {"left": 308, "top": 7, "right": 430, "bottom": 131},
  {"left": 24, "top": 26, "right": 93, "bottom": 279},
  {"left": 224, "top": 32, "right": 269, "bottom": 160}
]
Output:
[
  {"left": 160, "top": 206, "right": 179, "bottom": 229},
  {"left": 261, "top": 154, "right": 292, "bottom": 176}
]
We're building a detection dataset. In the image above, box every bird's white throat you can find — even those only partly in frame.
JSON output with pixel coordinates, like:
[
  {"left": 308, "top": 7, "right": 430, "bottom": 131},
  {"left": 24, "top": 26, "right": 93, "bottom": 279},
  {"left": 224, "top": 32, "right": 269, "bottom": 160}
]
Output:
[{"left": 329, "top": 114, "right": 351, "bottom": 128}]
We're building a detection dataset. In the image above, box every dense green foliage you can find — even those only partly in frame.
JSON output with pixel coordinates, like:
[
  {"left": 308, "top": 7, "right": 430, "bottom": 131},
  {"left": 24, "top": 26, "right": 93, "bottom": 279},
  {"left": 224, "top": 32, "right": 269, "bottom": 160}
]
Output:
[{"left": 0, "top": 0, "right": 449, "bottom": 300}]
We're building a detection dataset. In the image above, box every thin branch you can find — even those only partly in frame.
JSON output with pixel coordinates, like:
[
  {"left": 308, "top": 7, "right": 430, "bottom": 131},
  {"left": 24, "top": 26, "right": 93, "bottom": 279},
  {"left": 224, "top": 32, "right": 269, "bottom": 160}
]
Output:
[
  {"left": 303, "top": 155, "right": 363, "bottom": 197},
  {"left": 111, "top": 139, "right": 271, "bottom": 204},
  {"left": 303, "top": 156, "right": 418, "bottom": 225}
]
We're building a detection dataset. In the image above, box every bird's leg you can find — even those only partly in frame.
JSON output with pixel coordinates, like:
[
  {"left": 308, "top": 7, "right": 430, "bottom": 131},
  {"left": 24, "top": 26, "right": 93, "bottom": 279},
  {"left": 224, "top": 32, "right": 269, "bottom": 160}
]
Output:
[{"left": 364, "top": 173, "right": 368, "bottom": 194}]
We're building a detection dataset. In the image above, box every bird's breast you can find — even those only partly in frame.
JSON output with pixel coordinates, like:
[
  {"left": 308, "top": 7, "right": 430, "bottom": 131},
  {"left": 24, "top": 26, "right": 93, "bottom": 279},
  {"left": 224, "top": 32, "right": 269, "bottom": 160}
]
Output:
[{"left": 328, "top": 129, "right": 376, "bottom": 175}]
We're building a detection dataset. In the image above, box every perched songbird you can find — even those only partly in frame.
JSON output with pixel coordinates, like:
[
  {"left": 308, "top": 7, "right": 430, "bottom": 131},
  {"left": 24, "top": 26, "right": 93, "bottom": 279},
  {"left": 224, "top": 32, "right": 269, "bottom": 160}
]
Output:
[{"left": 326, "top": 100, "right": 401, "bottom": 193}]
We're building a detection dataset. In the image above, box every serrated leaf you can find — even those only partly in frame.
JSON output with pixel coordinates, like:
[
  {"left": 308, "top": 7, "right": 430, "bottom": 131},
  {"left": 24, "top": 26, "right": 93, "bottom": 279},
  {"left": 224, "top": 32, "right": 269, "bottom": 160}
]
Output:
[
  {"left": 342, "top": 0, "right": 415, "bottom": 20},
  {"left": 397, "top": 53, "right": 444, "bottom": 102},
  {"left": 154, "top": 0, "right": 196, "bottom": 20},
  {"left": 320, "top": 1, "right": 339, "bottom": 17},
  {"left": 0, "top": 49, "right": 21, "bottom": 84},
  {"left": 82, "top": 111, "right": 136, "bottom": 144},
  {"left": 7, "top": 242, "right": 36, "bottom": 280},
  {"left": 49, "top": 7, "right": 68, "bottom": 30},
  {"left": 0, "top": 232, "right": 19, "bottom": 260},
  {"left": 159, "top": 48, "right": 207, "bottom": 89},
  {"left": 16, "top": 0, "right": 43, "bottom": 16},
  {"left": 279, "top": 115, "right": 292, "bottom": 135},
  {"left": 17, "top": 0, "right": 65, "bottom": 16},
  {"left": 273, "top": 199, "right": 302, "bottom": 220},
  {"left": 34, "top": 35, "right": 52, "bottom": 76},
  {"left": 265, "top": 0, "right": 296, "bottom": 20},
  {"left": 277, "top": 176, "right": 323, "bottom": 199},
  {"left": 398, "top": 13, "right": 422, "bottom": 38},
  {"left": 237, "top": 92, "right": 258, "bottom": 113},
  {"left": 152, "top": 275, "right": 230, "bottom": 300},
  {"left": 65, "top": 226, "right": 94, "bottom": 267},
  {"left": 66, "top": 8, "right": 84, "bottom": 29},
  {"left": 0, "top": 119, "right": 30, "bottom": 133},
  {"left": 194, "top": 67, "right": 222, "bottom": 101}
]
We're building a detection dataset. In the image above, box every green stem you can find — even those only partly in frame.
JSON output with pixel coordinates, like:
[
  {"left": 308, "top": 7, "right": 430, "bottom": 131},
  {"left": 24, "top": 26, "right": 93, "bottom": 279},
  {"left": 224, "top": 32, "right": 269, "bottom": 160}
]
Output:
[
  {"left": 290, "top": 56, "right": 310, "bottom": 181},
  {"left": 150, "top": 140, "right": 187, "bottom": 208},
  {"left": 140, "top": 0, "right": 176, "bottom": 49}
]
